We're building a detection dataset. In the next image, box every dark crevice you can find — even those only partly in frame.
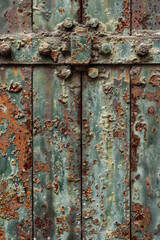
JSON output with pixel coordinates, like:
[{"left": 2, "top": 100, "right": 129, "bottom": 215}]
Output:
[
  {"left": 129, "top": 64, "right": 132, "bottom": 240},
  {"left": 31, "top": 0, "right": 34, "bottom": 33},
  {"left": 31, "top": 66, "right": 34, "bottom": 240},
  {"left": 80, "top": 72, "right": 83, "bottom": 240}
]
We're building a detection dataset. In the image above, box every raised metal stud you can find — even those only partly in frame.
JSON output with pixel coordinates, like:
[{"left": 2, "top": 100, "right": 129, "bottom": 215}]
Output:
[
  {"left": 137, "top": 43, "right": 149, "bottom": 57},
  {"left": 0, "top": 43, "right": 12, "bottom": 57},
  {"left": 64, "top": 18, "right": 73, "bottom": 29},
  {"left": 87, "top": 18, "right": 99, "bottom": 28},
  {"left": 57, "top": 67, "right": 72, "bottom": 80},
  {"left": 39, "top": 43, "right": 51, "bottom": 57},
  {"left": 101, "top": 43, "right": 111, "bottom": 55},
  {"left": 88, "top": 68, "right": 99, "bottom": 79}
]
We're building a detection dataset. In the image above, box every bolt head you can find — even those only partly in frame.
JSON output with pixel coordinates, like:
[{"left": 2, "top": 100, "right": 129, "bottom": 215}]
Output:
[
  {"left": 39, "top": 43, "right": 51, "bottom": 57},
  {"left": 87, "top": 18, "right": 99, "bottom": 28},
  {"left": 101, "top": 43, "right": 111, "bottom": 55},
  {"left": 0, "top": 44, "right": 11, "bottom": 57},
  {"left": 88, "top": 68, "right": 99, "bottom": 79},
  {"left": 64, "top": 18, "right": 73, "bottom": 29},
  {"left": 137, "top": 43, "right": 149, "bottom": 57}
]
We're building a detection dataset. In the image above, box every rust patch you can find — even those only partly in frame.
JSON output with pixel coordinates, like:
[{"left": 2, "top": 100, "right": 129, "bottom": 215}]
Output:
[{"left": 117, "top": 0, "right": 130, "bottom": 32}]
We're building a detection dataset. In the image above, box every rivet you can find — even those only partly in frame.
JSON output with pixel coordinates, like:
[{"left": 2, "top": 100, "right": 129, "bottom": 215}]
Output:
[
  {"left": 87, "top": 18, "right": 99, "bottom": 28},
  {"left": 88, "top": 68, "right": 99, "bottom": 79},
  {"left": 39, "top": 43, "right": 51, "bottom": 57},
  {"left": 137, "top": 43, "right": 149, "bottom": 57},
  {"left": 101, "top": 43, "right": 111, "bottom": 55},
  {"left": 0, "top": 43, "right": 12, "bottom": 57},
  {"left": 64, "top": 18, "right": 73, "bottom": 29}
]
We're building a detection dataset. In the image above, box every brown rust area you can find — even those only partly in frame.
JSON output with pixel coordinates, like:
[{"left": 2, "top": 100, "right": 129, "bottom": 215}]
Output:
[
  {"left": 3, "top": 0, "right": 31, "bottom": 33},
  {"left": 0, "top": 226, "right": 5, "bottom": 240},
  {"left": 0, "top": 67, "right": 32, "bottom": 237},
  {"left": 35, "top": 214, "right": 53, "bottom": 238},
  {"left": 132, "top": 202, "right": 152, "bottom": 240},
  {"left": 117, "top": 0, "right": 130, "bottom": 32}
]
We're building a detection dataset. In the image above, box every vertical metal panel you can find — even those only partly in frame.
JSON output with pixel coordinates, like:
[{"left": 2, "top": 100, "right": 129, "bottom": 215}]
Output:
[
  {"left": 33, "top": 66, "right": 81, "bottom": 239},
  {"left": 0, "top": 0, "right": 32, "bottom": 34},
  {"left": 0, "top": 66, "right": 32, "bottom": 239},
  {"left": 132, "top": 0, "right": 160, "bottom": 34},
  {"left": 82, "top": 66, "right": 130, "bottom": 239},
  {"left": 82, "top": 0, "right": 130, "bottom": 34},
  {"left": 33, "top": 0, "right": 81, "bottom": 32},
  {"left": 131, "top": 66, "right": 160, "bottom": 239}
]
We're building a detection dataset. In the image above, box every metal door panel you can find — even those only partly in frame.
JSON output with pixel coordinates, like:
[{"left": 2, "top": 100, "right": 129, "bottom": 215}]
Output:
[
  {"left": 33, "top": 66, "right": 81, "bottom": 239},
  {"left": 33, "top": 0, "right": 81, "bottom": 32},
  {"left": 82, "top": 0, "right": 130, "bottom": 34},
  {"left": 82, "top": 66, "right": 130, "bottom": 239},
  {"left": 0, "top": 66, "right": 32, "bottom": 239},
  {"left": 0, "top": 0, "right": 32, "bottom": 34},
  {"left": 131, "top": 66, "right": 160, "bottom": 239}
]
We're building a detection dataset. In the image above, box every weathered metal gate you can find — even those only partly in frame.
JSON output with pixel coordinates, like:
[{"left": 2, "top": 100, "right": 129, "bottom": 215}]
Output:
[{"left": 0, "top": 0, "right": 160, "bottom": 239}]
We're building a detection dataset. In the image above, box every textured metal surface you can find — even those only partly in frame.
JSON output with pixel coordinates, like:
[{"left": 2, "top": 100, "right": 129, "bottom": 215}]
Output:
[
  {"left": 71, "top": 28, "right": 91, "bottom": 65},
  {"left": 0, "top": 0, "right": 31, "bottom": 34},
  {"left": 33, "top": 0, "right": 81, "bottom": 32},
  {"left": 82, "top": 0, "right": 130, "bottom": 34},
  {"left": 2, "top": 34, "right": 160, "bottom": 64},
  {"left": 131, "top": 66, "right": 160, "bottom": 239},
  {"left": 82, "top": 66, "right": 130, "bottom": 239},
  {"left": 0, "top": 66, "right": 32, "bottom": 239},
  {"left": 132, "top": 0, "right": 160, "bottom": 34},
  {"left": 33, "top": 66, "right": 81, "bottom": 239}
]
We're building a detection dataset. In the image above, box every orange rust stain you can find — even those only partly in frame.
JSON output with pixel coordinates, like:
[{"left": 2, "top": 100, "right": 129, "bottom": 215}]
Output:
[
  {"left": 117, "top": 0, "right": 130, "bottom": 32},
  {"left": 0, "top": 72, "right": 32, "bottom": 220},
  {"left": 0, "top": 194, "right": 21, "bottom": 220},
  {"left": 113, "top": 128, "right": 126, "bottom": 138},
  {"left": 149, "top": 75, "right": 160, "bottom": 86},
  {"left": 34, "top": 162, "right": 50, "bottom": 172},
  {"left": 58, "top": 8, "right": 65, "bottom": 13},
  {"left": 145, "top": 177, "right": 152, "bottom": 190},
  {"left": 0, "top": 227, "right": 5, "bottom": 240}
]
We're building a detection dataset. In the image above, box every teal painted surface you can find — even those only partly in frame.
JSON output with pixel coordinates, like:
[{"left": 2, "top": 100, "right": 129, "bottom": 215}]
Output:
[
  {"left": 82, "top": 66, "right": 130, "bottom": 239},
  {"left": 1, "top": 35, "right": 160, "bottom": 64},
  {"left": 0, "top": 0, "right": 31, "bottom": 34},
  {"left": 71, "top": 33, "right": 91, "bottom": 64},
  {"left": 0, "top": 66, "right": 32, "bottom": 239},
  {"left": 131, "top": 66, "right": 160, "bottom": 239},
  {"left": 83, "top": 0, "right": 130, "bottom": 34},
  {"left": 33, "top": 0, "right": 81, "bottom": 32},
  {"left": 33, "top": 66, "right": 81, "bottom": 239}
]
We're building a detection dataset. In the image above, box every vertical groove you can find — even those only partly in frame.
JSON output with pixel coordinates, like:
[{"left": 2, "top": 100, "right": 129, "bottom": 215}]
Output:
[
  {"left": 31, "top": 66, "right": 34, "bottom": 240},
  {"left": 130, "top": 0, "right": 133, "bottom": 238},
  {"left": 129, "top": 65, "right": 132, "bottom": 240},
  {"left": 80, "top": 72, "right": 83, "bottom": 240},
  {"left": 80, "top": 1, "right": 83, "bottom": 240},
  {"left": 31, "top": 0, "right": 34, "bottom": 32}
]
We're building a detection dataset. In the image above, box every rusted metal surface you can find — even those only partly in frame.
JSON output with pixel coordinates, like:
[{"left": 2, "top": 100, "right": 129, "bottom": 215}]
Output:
[
  {"left": 33, "top": 66, "right": 81, "bottom": 239},
  {"left": 131, "top": 66, "right": 160, "bottom": 239},
  {"left": 132, "top": 0, "right": 160, "bottom": 35},
  {"left": 71, "top": 27, "right": 91, "bottom": 65},
  {"left": 33, "top": 0, "right": 81, "bottom": 32},
  {"left": 82, "top": 66, "right": 130, "bottom": 239},
  {"left": 1, "top": 0, "right": 160, "bottom": 239},
  {"left": 0, "top": 66, "right": 32, "bottom": 239},
  {"left": 1, "top": 33, "right": 160, "bottom": 64},
  {"left": 0, "top": 0, "right": 31, "bottom": 34},
  {"left": 82, "top": 0, "right": 130, "bottom": 34}
]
